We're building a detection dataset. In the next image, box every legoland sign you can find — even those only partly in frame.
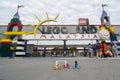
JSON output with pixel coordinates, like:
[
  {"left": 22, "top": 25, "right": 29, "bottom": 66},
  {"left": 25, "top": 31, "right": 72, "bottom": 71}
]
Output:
[
  {"left": 23, "top": 25, "right": 99, "bottom": 40},
  {"left": 38, "top": 25, "right": 98, "bottom": 34},
  {"left": 23, "top": 34, "right": 99, "bottom": 40}
]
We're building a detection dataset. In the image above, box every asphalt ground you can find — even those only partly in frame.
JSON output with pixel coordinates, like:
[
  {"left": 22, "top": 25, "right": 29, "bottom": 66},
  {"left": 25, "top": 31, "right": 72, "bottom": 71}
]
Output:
[{"left": 0, "top": 57, "right": 120, "bottom": 80}]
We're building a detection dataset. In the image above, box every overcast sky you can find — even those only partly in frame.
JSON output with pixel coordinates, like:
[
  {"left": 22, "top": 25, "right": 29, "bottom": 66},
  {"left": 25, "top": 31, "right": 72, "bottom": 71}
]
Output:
[{"left": 0, "top": 0, "right": 120, "bottom": 25}]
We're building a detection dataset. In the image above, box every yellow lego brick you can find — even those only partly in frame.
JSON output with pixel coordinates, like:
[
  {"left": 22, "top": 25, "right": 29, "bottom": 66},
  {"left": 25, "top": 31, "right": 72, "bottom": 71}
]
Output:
[
  {"left": 108, "top": 26, "right": 114, "bottom": 32},
  {"left": 99, "top": 26, "right": 105, "bottom": 30},
  {"left": 1, "top": 39, "right": 12, "bottom": 42},
  {"left": 4, "top": 31, "right": 26, "bottom": 35}
]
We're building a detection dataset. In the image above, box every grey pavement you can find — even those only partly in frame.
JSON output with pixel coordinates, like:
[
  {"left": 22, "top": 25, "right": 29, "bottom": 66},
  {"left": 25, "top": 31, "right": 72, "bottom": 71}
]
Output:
[{"left": 0, "top": 57, "right": 120, "bottom": 80}]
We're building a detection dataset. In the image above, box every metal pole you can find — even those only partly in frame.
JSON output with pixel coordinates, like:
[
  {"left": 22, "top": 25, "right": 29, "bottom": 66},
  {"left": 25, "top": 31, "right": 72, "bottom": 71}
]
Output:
[{"left": 63, "top": 40, "right": 67, "bottom": 57}]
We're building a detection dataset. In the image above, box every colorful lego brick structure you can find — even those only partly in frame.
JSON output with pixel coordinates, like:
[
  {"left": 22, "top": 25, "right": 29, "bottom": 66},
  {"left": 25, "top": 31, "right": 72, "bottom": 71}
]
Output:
[
  {"left": 99, "top": 4, "right": 120, "bottom": 56},
  {"left": 0, "top": 39, "right": 14, "bottom": 57},
  {"left": 5, "top": 5, "right": 24, "bottom": 39}
]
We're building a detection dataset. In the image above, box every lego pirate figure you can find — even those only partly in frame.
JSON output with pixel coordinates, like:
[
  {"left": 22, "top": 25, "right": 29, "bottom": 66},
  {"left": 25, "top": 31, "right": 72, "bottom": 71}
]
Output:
[
  {"left": 63, "top": 60, "right": 70, "bottom": 68},
  {"left": 53, "top": 61, "right": 61, "bottom": 70},
  {"left": 73, "top": 60, "right": 80, "bottom": 69}
]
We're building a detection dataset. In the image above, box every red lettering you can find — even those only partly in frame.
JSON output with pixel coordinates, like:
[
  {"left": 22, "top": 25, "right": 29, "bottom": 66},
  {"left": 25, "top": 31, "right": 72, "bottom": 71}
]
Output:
[
  {"left": 66, "top": 34, "right": 70, "bottom": 39},
  {"left": 59, "top": 34, "right": 62, "bottom": 39},
  {"left": 93, "top": 34, "right": 98, "bottom": 39},
  {"left": 88, "top": 34, "right": 90, "bottom": 38},
  {"left": 81, "top": 34, "right": 84, "bottom": 38},
  {"left": 40, "top": 34, "right": 46, "bottom": 39},
  {"left": 74, "top": 34, "right": 76, "bottom": 39},
  {"left": 50, "top": 34, "right": 55, "bottom": 39}
]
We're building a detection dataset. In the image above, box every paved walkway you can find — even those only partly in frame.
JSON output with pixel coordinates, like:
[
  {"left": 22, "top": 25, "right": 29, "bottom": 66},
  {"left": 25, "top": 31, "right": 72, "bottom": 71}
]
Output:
[{"left": 0, "top": 57, "right": 120, "bottom": 80}]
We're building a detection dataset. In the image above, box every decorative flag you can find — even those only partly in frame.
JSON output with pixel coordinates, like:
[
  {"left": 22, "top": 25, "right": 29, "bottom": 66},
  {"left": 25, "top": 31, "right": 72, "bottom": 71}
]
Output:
[
  {"left": 102, "top": 4, "right": 108, "bottom": 7},
  {"left": 17, "top": 5, "right": 24, "bottom": 8}
]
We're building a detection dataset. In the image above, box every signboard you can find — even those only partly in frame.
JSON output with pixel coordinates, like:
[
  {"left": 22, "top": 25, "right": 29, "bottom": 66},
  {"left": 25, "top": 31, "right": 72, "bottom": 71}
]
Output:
[
  {"left": 36, "top": 25, "right": 98, "bottom": 34},
  {"left": 23, "top": 34, "right": 99, "bottom": 40}
]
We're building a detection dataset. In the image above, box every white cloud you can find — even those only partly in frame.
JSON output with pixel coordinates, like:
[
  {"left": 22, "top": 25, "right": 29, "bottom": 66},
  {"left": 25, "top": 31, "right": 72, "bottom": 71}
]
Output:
[{"left": 0, "top": 0, "right": 120, "bottom": 25}]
